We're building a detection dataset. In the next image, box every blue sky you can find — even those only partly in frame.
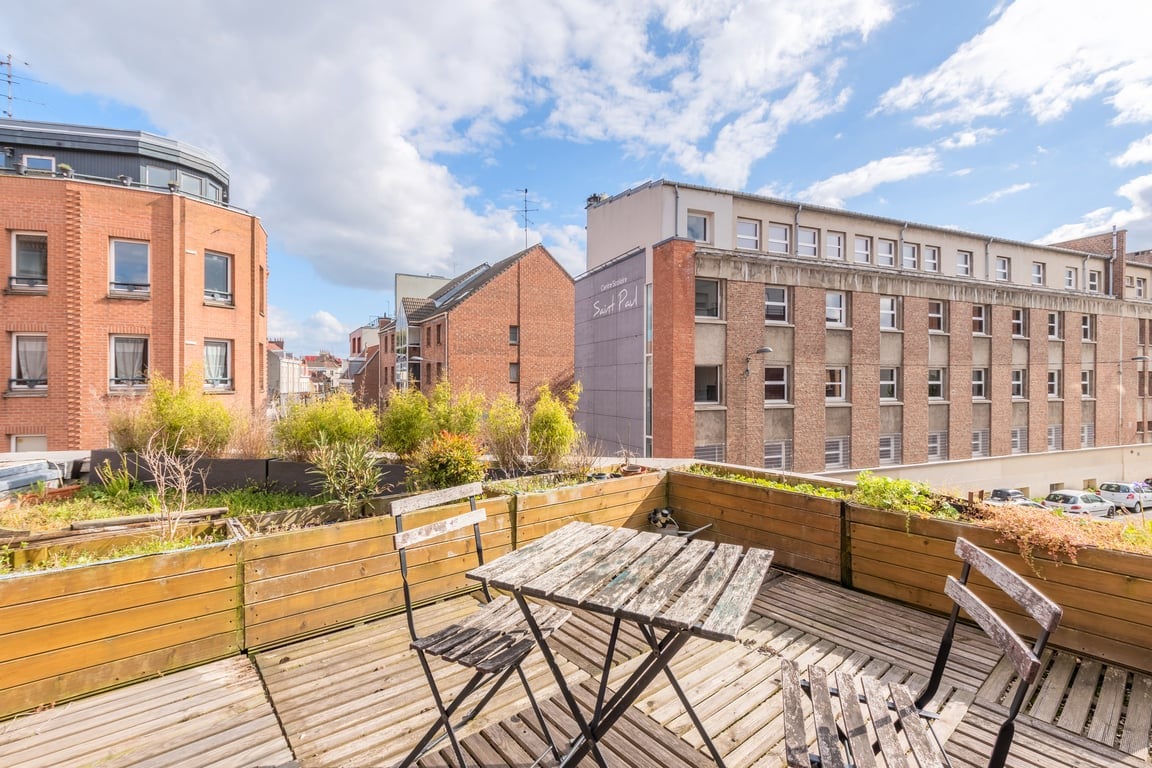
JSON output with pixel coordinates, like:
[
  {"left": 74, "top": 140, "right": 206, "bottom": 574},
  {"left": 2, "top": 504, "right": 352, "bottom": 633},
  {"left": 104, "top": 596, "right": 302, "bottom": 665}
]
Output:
[{"left": 5, "top": 0, "right": 1152, "bottom": 356}]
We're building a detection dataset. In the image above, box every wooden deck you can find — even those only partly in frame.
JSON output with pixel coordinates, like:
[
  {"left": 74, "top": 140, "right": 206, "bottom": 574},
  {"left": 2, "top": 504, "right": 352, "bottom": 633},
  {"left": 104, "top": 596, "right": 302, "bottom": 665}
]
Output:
[{"left": 1, "top": 570, "right": 1149, "bottom": 767}]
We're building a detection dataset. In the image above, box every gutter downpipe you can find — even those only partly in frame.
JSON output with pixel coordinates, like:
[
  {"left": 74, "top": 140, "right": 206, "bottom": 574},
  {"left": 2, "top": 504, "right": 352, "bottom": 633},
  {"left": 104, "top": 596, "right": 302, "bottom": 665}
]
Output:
[
  {"left": 1110, "top": 225, "right": 1118, "bottom": 297},
  {"left": 985, "top": 237, "right": 994, "bottom": 281},
  {"left": 673, "top": 184, "right": 680, "bottom": 238},
  {"left": 900, "top": 222, "right": 908, "bottom": 270},
  {"left": 794, "top": 204, "right": 804, "bottom": 257}
]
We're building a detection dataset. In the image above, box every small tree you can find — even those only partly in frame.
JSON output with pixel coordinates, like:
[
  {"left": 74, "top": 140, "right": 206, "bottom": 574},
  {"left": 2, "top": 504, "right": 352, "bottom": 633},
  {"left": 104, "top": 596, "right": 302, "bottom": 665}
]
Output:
[
  {"left": 528, "top": 383, "right": 581, "bottom": 470},
  {"left": 429, "top": 381, "right": 484, "bottom": 438},
  {"left": 274, "top": 392, "right": 379, "bottom": 461},
  {"left": 138, "top": 430, "right": 206, "bottom": 538},
  {"left": 307, "top": 435, "right": 386, "bottom": 515},
  {"left": 379, "top": 387, "right": 433, "bottom": 459},
  {"left": 107, "top": 372, "right": 234, "bottom": 456},
  {"left": 407, "top": 431, "right": 486, "bottom": 491},
  {"left": 483, "top": 392, "right": 528, "bottom": 474}
]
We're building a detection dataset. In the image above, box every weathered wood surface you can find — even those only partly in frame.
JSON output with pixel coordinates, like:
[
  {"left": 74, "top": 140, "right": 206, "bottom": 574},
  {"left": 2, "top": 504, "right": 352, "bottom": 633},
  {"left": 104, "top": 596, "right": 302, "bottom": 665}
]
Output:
[
  {"left": 514, "top": 471, "right": 667, "bottom": 544},
  {"left": 394, "top": 507, "right": 486, "bottom": 549},
  {"left": 390, "top": 482, "right": 484, "bottom": 516}
]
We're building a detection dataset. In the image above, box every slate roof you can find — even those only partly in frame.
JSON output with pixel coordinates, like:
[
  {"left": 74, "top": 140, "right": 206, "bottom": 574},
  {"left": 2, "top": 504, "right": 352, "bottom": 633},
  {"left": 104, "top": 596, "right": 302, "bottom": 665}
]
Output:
[{"left": 402, "top": 245, "right": 552, "bottom": 323}]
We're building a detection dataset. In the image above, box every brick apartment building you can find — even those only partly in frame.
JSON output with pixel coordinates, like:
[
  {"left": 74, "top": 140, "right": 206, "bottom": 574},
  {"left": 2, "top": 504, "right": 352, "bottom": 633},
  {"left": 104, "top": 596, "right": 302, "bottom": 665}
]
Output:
[
  {"left": 578, "top": 180, "right": 1152, "bottom": 473},
  {"left": 375, "top": 244, "right": 574, "bottom": 406},
  {"left": 0, "top": 119, "right": 268, "bottom": 451}
]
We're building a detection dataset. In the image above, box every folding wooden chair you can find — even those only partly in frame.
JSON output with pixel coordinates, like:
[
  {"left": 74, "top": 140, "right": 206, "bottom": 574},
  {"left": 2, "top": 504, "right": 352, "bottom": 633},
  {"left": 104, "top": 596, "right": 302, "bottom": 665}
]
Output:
[
  {"left": 392, "top": 482, "right": 571, "bottom": 768},
  {"left": 780, "top": 537, "right": 1063, "bottom": 768}
]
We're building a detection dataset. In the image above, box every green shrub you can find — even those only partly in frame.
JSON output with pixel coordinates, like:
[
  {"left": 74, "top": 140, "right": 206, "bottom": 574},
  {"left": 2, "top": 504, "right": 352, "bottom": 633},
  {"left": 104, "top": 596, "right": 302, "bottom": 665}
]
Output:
[
  {"left": 274, "top": 392, "right": 379, "bottom": 461},
  {"left": 379, "top": 387, "right": 433, "bottom": 459},
  {"left": 686, "top": 464, "right": 847, "bottom": 498},
  {"left": 429, "top": 381, "right": 484, "bottom": 438},
  {"left": 527, "top": 384, "right": 580, "bottom": 470},
  {"left": 852, "top": 471, "right": 960, "bottom": 519},
  {"left": 107, "top": 373, "right": 235, "bottom": 456},
  {"left": 407, "top": 431, "right": 485, "bottom": 490},
  {"left": 483, "top": 392, "right": 527, "bottom": 473},
  {"left": 307, "top": 436, "right": 386, "bottom": 514}
]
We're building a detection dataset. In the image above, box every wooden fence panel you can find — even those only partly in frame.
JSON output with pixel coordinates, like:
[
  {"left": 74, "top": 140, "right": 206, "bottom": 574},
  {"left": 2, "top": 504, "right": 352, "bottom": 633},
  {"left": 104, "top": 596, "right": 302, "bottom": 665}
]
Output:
[{"left": 514, "top": 472, "right": 667, "bottom": 545}]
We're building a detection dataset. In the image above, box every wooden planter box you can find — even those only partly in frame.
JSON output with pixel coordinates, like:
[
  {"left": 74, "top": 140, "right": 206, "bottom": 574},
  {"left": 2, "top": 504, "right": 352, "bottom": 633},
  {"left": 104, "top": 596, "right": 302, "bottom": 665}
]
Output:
[
  {"left": 0, "top": 540, "right": 241, "bottom": 720},
  {"left": 265, "top": 459, "right": 408, "bottom": 495},
  {"left": 847, "top": 503, "right": 1152, "bottom": 674},
  {"left": 512, "top": 471, "right": 667, "bottom": 547},
  {"left": 665, "top": 469, "right": 844, "bottom": 581}
]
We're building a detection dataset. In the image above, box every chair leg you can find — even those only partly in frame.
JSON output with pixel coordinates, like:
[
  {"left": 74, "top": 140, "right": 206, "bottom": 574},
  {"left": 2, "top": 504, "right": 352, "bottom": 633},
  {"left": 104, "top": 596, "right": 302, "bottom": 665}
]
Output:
[
  {"left": 399, "top": 652, "right": 489, "bottom": 768},
  {"left": 516, "top": 663, "right": 564, "bottom": 762}
]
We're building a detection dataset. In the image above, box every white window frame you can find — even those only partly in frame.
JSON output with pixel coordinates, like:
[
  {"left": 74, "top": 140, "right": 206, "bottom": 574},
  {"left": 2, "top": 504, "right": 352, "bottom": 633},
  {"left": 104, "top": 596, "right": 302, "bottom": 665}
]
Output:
[
  {"left": 203, "top": 339, "right": 233, "bottom": 390},
  {"left": 854, "top": 236, "right": 871, "bottom": 264},
  {"left": 1047, "top": 424, "right": 1063, "bottom": 451},
  {"left": 879, "top": 367, "right": 899, "bottom": 401},
  {"left": 1047, "top": 370, "right": 1062, "bottom": 399},
  {"left": 1081, "top": 314, "right": 1096, "bottom": 341},
  {"left": 928, "top": 368, "right": 946, "bottom": 400},
  {"left": 878, "top": 434, "right": 901, "bottom": 465},
  {"left": 1031, "top": 262, "right": 1046, "bottom": 286},
  {"left": 1011, "top": 427, "right": 1028, "bottom": 454},
  {"left": 825, "top": 367, "right": 847, "bottom": 402},
  {"left": 927, "top": 432, "right": 948, "bottom": 462},
  {"left": 110, "top": 239, "right": 150, "bottom": 295},
  {"left": 21, "top": 154, "right": 55, "bottom": 172},
  {"left": 1065, "top": 266, "right": 1077, "bottom": 289},
  {"left": 826, "top": 232, "right": 845, "bottom": 260},
  {"left": 972, "top": 305, "right": 988, "bottom": 335},
  {"left": 972, "top": 368, "right": 989, "bottom": 400},
  {"left": 763, "top": 441, "right": 791, "bottom": 470},
  {"left": 971, "top": 429, "right": 990, "bottom": 458},
  {"left": 694, "top": 365, "right": 721, "bottom": 403},
  {"left": 877, "top": 239, "right": 896, "bottom": 267},
  {"left": 1011, "top": 369, "right": 1027, "bottom": 399},
  {"left": 736, "top": 217, "right": 761, "bottom": 250},
  {"left": 764, "top": 366, "right": 789, "bottom": 403},
  {"left": 687, "top": 212, "right": 710, "bottom": 243},
  {"left": 902, "top": 242, "right": 918, "bottom": 270},
  {"left": 995, "top": 257, "right": 1010, "bottom": 281},
  {"left": 1011, "top": 308, "right": 1027, "bottom": 337},
  {"left": 826, "top": 291, "right": 847, "bottom": 327},
  {"left": 764, "top": 286, "right": 789, "bottom": 323},
  {"left": 1047, "top": 311, "right": 1062, "bottom": 339},
  {"left": 11, "top": 333, "right": 47, "bottom": 389},
  {"left": 824, "top": 437, "right": 849, "bottom": 470},
  {"left": 928, "top": 300, "right": 946, "bottom": 332},
  {"left": 1137, "top": 278, "right": 1147, "bottom": 298},
  {"left": 695, "top": 278, "right": 721, "bottom": 318},
  {"left": 1081, "top": 369, "right": 1095, "bottom": 398},
  {"left": 1081, "top": 423, "right": 1095, "bottom": 448},
  {"left": 957, "top": 250, "right": 972, "bottom": 276},
  {"left": 204, "top": 251, "right": 233, "bottom": 304},
  {"left": 879, "top": 296, "right": 899, "bottom": 330},
  {"left": 11, "top": 231, "right": 48, "bottom": 288},
  {"left": 923, "top": 246, "right": 940, "bottom": 272},
  {"left": 767, "top": 223, "right": 790, "bottom": 254},
  {"left": 797, "top": 227, "right": 818, "bottom": 257},
  {"left": 110, "top": 335, "right": 149, "bottom": 388},
  {"left": 11, "top": 434, "right": 48, "bottom": 452},
  {"left": 1088, "top": 270, "right": 1101, "bottom": 292}
]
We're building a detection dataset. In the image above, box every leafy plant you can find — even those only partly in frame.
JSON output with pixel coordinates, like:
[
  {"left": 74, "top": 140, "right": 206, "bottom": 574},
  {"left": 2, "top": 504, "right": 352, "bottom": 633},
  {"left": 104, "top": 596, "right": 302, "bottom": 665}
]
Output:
[
  {"left": 483, "top": 392, "right": 528, "bottom": 474},
  {"left": 852, "top": 471, "right": 960, "bottom": 520},
  {"left": 307, "top": 436, "right": 386, "bottom": 515},
  {"left": 527, "top": 383, "right": 581, "bottom": 470},
  {"left": 91, "top": 458, "right": 139, "bottom": 506},
  {"left": 429, "top": 381, "right": 484, "bottom": 438},
  {"left": 378, "top": 387, "right": 432, "bottom": 459},
  {"left": 686, "top": 464, "right": 848, "bottom": 498},
  {"left": 407, "top": 431, "right": 485, "bottom": 491},
  {"left": 107, "top": 372, "right": 235, "bottom": 456},
  {"left": 274, "top": 392, "right": 379, "bottom": 461}
]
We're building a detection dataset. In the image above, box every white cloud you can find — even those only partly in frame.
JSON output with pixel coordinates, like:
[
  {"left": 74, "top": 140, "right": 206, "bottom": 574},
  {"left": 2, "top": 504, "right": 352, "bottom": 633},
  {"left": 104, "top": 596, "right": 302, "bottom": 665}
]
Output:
[
  {"left": 938, "top": 127, "right": 1001, "bottom": 150},
  {"left": 878, "top": 0, "right": 1152, "bottom": 128},
  {"left": 951, "top": 168, "right": 973, "bottom": 177},
  {"left": 798, "top": 149, "right": 940, "bottom": 208},
  {"left": 1114, "top": 134, "right": 1152, "bottom": 167},
  {"left": 268, "top": 307, "right": 352, "bottom": 357},
  {"left": 973, "top": 182, "right": 1032, "bottom": 205},
  {"left": 1040, "top": 174, "right": 1152, "bottom": 246}
]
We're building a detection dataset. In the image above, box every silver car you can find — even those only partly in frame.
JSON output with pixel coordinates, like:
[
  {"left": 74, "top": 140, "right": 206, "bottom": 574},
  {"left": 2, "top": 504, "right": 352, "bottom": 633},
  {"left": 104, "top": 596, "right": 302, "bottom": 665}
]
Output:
[
  {"left": 1097, "top": 481, "right": 1152, "bottom": 513},
  {"left": 1042, "top": 490, "right": 1116, "bottom": 517}
]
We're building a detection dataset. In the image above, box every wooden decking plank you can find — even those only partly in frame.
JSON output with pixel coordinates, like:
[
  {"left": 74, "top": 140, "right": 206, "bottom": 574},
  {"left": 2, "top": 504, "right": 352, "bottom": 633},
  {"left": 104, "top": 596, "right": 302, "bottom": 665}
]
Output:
[
  {"left": 1027, "top": 650, "right": 1077, "bottom": 722},
  {"left": 1055, "top": 658, "right": 1102, "bottom": 733},
  {"left": 1118, "top": 672, "right": 1152, "bottom": 758},
  {"left": 1085, "top": 665, "right": 1127, "bottom": 745}
]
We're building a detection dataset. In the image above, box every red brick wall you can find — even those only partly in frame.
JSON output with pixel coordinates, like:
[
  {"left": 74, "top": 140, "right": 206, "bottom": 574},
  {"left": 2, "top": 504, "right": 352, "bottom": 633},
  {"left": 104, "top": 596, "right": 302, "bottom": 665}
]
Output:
[
  {"left": 0, "top": 176, "right": 267, "bottom": 450},
  {"left": 988, "top": 305, "right": 1015, "bottom": 456},
  {"left": 792, "top": 286, "right": 828, "bottom": 472},
  {"left": 724, "top": 280, "right": 768, "bottom": 466},
  {"left": 849, "top": 293, "right": 879, "bottom": 469},
  {"left": 651, "top": 238, "right": 696, "bottom": 458}
]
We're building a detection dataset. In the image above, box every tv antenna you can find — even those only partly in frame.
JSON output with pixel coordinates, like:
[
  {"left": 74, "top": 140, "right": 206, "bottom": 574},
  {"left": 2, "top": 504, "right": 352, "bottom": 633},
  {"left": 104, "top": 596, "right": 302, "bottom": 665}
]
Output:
[
  {"left": 1, "top": 54, "right": 40, "bottom": 118},
  {"left": 515, "top": 188, "right": 538, "bottom": 250}
]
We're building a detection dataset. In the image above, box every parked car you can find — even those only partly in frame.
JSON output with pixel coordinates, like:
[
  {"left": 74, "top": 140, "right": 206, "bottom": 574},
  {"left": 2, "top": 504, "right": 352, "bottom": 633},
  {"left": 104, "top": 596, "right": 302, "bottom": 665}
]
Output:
[
  {"left": 985, "top": 497, "right": 1046, "bottom": 510},
  {"left": 1097, "top": 481, "right": 1152, "bottom": 513},
  {"left": 1042, "top": 490, "right": 1116, "bottom": 517},
  {"left": 988, "top": 488, "right": 1026, "bottom": 502}
]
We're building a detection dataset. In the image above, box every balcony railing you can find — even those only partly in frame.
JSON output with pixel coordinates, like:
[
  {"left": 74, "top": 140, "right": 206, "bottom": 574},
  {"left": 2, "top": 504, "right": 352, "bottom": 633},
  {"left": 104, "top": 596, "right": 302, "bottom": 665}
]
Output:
[
  {"left": 8, "top": 276, "right": 47, "bottom": 290},
  {"left": 109, "top": 281, "right": 151, "bottom": 294},
  {"left": 204, "top": 289, "right": 233, "bottom": 304}
]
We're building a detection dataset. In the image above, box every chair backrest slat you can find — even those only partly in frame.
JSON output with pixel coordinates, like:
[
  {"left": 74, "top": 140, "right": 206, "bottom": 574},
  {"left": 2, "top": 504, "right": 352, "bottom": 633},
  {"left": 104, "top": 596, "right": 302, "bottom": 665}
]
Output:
[
  {"left": 955, "top": 538, "right": 1061, "bottom": 631},
  {"left": 390, "top": 482, "right": 484, "bottom": 516},
  {"left": 395, "top": 508, "right": 487, "bottom": 551},
  {"left": 944, "top": 576, "right": 1040, "bottom": 682}
]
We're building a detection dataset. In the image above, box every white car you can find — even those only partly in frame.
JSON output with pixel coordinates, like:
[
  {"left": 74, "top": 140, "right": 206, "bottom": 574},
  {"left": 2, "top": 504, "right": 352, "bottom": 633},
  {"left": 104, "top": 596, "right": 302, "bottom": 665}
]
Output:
[
  {"left": 1042, "top": 490, "right": 1116, "bottom": 518},
  {"left": 1097, "top": 481, "right": 1152, "bottom": 513}
]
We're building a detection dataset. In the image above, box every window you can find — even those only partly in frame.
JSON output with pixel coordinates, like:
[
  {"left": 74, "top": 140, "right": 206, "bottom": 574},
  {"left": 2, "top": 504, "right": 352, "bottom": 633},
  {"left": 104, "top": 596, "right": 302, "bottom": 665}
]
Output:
[
  {"left": 995, "top": 257, "right": 1010, "bottom": 281},
  {"left": 764, "top": 366, "right": 789, "bottom": 402},
  {"left": 736, "top": 218, "right": 760, "bottom": 250},
  {"left": 436, "top": 324, "right": 443, "bottom": 345},
  {"left": 1047, "top": 370, "right": 1062, "bottom": 398},
  {"left": 879, "top": 368, "right": 899, "bottom": 400},
  {"left": 1137, "top": 278, "right": 1147, "bottom": 298},
  {"left": 1011, "top": 369, "right": 1027, "bottom": 399},
  {"left": 902, "top": 243, "right": 918, "bottom": 270},
  {"left": 21, "top": 154, "right": 55, "bottom": 172},
  {"left": 825, "top": 367, "right": 847, "bottom": 401},
  {"left": 767, "top": 224, "right": 790, "bottom": 254},
  {"left": 826, "top": 291, "right": 847, "bottom": 327},
  {"left": 763, "top": 440, "right": 793, "bottom": 470},
  {"left": 509, "top": 362, "right": 520, "bottom": 383},
  {"left": 110, "top": 240, "right": 150, "bottom": 294},
  {"left": 1011, "top": 427, "right": 1028, "bottom": 454},
  {"left": 12, "top": 435, "right": 47, "bottom": 452},
  {"left": 509, "top": 325, "right": 520, "bottom": 344},
  {"left": 695, "top": 366, "right": 721, "bottom": 403},
  {"left": 972, "top": 430, "right": 990, "bottom": 458},
  {"left": 1088, "top": 270, "right": 1101, "bottom": 292},
  {"left": 826, "top": 232, "right": 845, "bottom": 260},
  {"left": 1081, "top": 369, "right": 1095, "bottom": 398},
  {"left": 928, "top": 368, "right": 946, "bottom": 399},
  {"left": 1047, "top": 425, "right": 1063, "bottom": 451},
  {"left": 1081, "top": 423, "right": 1095, "bottom": 448},
  {"left": 853, "top": 236, "right": 871, "bottom": 264},
  {"left": 927, "top": 432, "right": 948, "bottom": 462},
  {"left": 204, "top": 340, "right": 233, "bottom": 389},
  {"left": 144, "top": 165, "right": 172, "bottom": 187},
  {"left": 1047, "top": 311, "right": 1063, "bottom": 339},
  {"left": 878, "top": 435, "right": 901, "bottom": 466},
  {"left": 928, "top": 300, "right": 947, "bottom": 332},
  {"left": 206, "top": 181, "right": 222, "bottom": 203},
  {"left": 972, "top": 368, "right": 989, "bottom": 399},
  {"left": 1081, "top": 314, "right": 1096, "bottom": 341},
  {"left": 957, "top": 250, "right": 973, "bottom": 276},
  {"left": 923, "top": 246, "right": 940, "bottom": 272},
  {"left": 764, "top": 286, "right": 789, "bottom": 323},
  {"left": 258, "top": 265, "right": 266, "bottom": 315},
  {"left": 11, "top": 334, "right": 47, "bottom": 389},
  {"left": 972, "top": 305, "right": 988, "bottom": 334},
  {"left": 110, "top": 336, "right": 148, "bottom": 387},
  {"left": 694, "top": 444, "right": 725, "bottom": 462},
  {"left": 687, "top": 212, "right": 710, "bottom": 243},
  {"left": 1030, "top": 262, "right": 1045, "bottom": 286},
  {"left": 1011, "top": 308, "right": 1028, "bottom": 337},
  {"left": 204, "top": 252, "right": 232, "bottom": 304},
  {"left": 797, "top": 227, "right": 818, "bottom": 257},
  {"left": 695, "top": 279, "right": 720, "bottom": 318},
  {"left": 179, "top": 172, "right": 203, "bottom": 196},
  {"left": 877, "top": 239, "right": 896, "bottom": 267},
  {"left": 12, "top": 233, "right": 47, "bottom": 288},
  {"left": 1065, "top": 267, "right": 1077, "bottom": 289},
  {"left": 824, "top": 437, "right": 849, "bottom": 470},
  {"left": 879, "top": 296, "right": 899, "bottom": 330}
]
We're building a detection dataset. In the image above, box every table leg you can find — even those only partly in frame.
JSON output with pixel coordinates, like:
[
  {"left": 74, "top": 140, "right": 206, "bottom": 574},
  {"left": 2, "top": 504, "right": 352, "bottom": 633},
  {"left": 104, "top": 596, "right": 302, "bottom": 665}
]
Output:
[{"left": 592, "top": 617, "right": 623, "bottom": 725}]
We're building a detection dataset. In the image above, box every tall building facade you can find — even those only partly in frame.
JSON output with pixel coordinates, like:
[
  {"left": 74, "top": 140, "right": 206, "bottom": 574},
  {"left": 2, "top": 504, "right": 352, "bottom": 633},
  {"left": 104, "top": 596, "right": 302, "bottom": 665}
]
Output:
[
  {"left": 0, "top": 119, "right": 268, "bottom": 451},
  {"left": 579, "top": 180, "right": 1152, "bottom": 472}
]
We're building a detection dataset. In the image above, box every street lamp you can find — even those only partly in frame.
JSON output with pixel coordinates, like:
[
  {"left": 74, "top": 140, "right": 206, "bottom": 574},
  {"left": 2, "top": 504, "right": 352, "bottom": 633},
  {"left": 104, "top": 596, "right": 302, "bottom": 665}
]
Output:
[
  {"left": 744, "top": 346, "right": 773, "bottom": 376},
  {"left": 1134, "top": 355, "right": 1150, "bottom": 443},
  {"left": 743, "top": 346, "right": 773, "bottom": 466}
]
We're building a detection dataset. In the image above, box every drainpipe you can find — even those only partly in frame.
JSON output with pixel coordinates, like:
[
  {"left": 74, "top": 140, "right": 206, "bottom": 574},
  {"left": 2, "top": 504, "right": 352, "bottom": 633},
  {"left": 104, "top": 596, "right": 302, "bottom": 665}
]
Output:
[
  {"left": 899, "top": 222, "right": 908, "bottom": 270},
  {"left": 794, "top": 204, "right": 803, "bottom": 257},
  {"left": 985, "top": 238, "right": 994, "bottom": 281},
  {"left": 1110, "top": 225, "right": 1118, "bottom": 296},
  {"left": 674, "top": 184, "right": 680, "bottom": 237}
]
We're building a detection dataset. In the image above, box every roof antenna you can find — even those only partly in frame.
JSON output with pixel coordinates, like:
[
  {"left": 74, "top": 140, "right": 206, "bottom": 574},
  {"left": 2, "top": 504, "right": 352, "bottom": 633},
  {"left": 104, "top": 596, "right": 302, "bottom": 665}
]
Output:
[{"left": 516, "top": 188, "right": 538, "bottom": 250}]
